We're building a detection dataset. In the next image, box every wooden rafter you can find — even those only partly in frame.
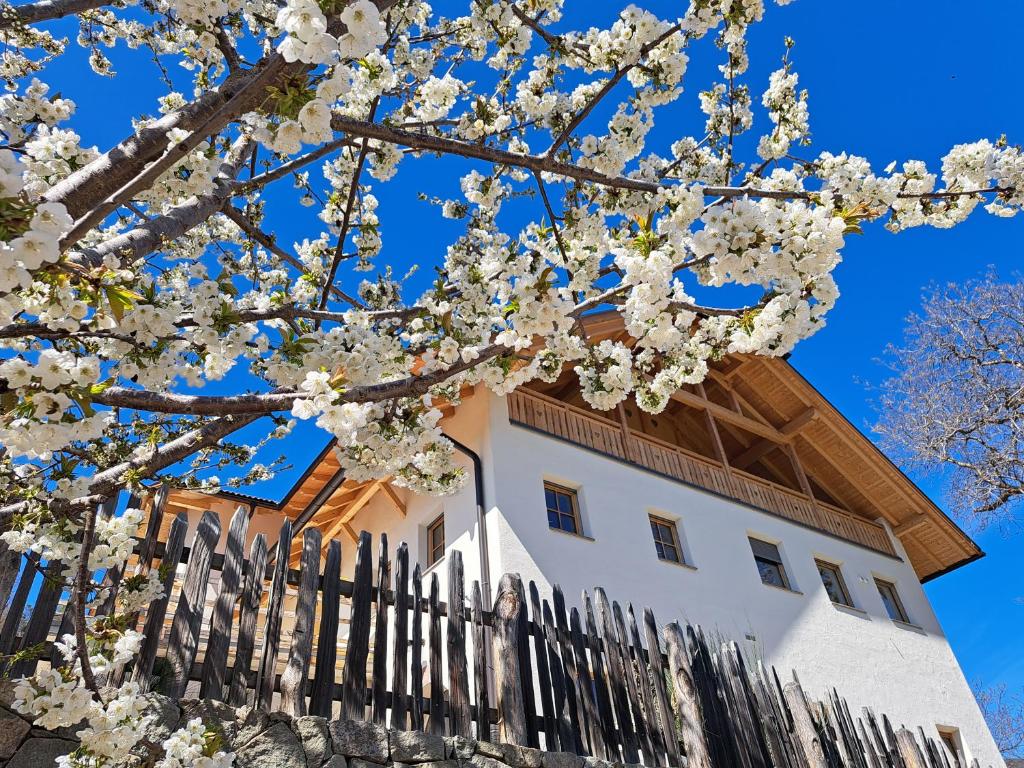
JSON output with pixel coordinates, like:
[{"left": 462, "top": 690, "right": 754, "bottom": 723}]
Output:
[
  {"left": 893, "top": 513, "right": 929, "bottom": 537},
  {"left": 668, "top": 387, "right": 791, "bottom": 444},
  {"left": 696, "top": 383, "right": 731, "bottom": 475},
  {"left": 380, "top": 483, "right": 407, "bottom": 517},
  {"left": 732, "top": 407, "right": 817, "bottom": 469}
]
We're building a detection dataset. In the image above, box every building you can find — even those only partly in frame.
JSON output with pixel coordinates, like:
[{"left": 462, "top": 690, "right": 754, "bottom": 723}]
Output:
[{"left": 163, "top": 311, "right": 1002, "bottom": 767}]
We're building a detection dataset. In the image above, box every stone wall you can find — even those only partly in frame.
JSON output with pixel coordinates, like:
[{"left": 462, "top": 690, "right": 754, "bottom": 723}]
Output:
[{"left": 1, "top": 693, "right": 636, "bottom": 768}]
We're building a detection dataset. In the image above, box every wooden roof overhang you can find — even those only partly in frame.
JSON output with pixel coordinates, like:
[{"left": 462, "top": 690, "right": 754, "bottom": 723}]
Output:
[{"left": 569, "top": 311, "right": 981, "bottom": 582}]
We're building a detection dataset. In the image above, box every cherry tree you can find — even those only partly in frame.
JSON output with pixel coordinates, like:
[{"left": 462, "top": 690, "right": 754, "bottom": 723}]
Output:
[{"left": 0, "top": 0, "right": 1021, "bottom": 764}]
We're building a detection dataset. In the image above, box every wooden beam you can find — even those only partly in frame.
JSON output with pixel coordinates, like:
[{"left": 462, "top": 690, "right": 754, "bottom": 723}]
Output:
[
  {"left": 732, "top": 408, "right": 817, "bottom": 469},
  {"left": 696, "top": 383, "right": 731, "bottom": 475},
  {"left": 893, "top": 513, "right": 929, "bottom": 537},
  {"left": 380, "top": 482, "right": 407, "bottom": 517},
  {"left": 616, "top": 402, "right": 635, "bottom": 462},
  {"left": 341, "top": 521, "right": 359, "bottom": 543},
  {"left": 668, "top": 387, "right": 788, "bottom": 443}
]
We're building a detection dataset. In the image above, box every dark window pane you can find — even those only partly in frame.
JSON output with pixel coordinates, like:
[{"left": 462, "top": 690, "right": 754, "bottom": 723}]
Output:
[
  {"left": 756, "top": 557, "right": 787, "bottom": 588},
  {"left": 655, "top": 541, "right": 665, "bottom": 559},
  {"left": 663, "top": 544, "right": 679, "bottom": 563},
  {"left": 557, "top": 492, "right": 573, "bottom": 514},
  {"left": 876, "top": 581, "right": 906, "bottom": 622},
  {"left": 817, "top": 563, "right": 850, "bottom": 606},
  {"left": 548, "top": 510, "right": 560, "bottom": 529},
  {"left": 750, "top": 538, "right": 783, "bottom": 564},
  {"left": 545, "top": 488, "right": 557, "bottom": 510},
  {"left": 560, "top": 513, "right": 577, "bottom": 534}
]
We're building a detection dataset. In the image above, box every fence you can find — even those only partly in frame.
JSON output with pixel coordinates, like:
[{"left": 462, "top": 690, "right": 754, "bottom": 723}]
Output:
[{"left": 0, "top": 495, "right": 978, "bottom": 768}]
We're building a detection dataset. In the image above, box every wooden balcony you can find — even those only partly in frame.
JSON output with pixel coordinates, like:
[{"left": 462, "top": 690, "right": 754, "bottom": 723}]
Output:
[{"left": 507, "top": 389, "right": 897, "bottom": 558}]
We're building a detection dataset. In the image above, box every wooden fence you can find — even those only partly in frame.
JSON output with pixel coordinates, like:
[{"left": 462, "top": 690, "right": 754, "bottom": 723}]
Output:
[{"left": 0, "top": 497, "right": 978, "bottom": 768}]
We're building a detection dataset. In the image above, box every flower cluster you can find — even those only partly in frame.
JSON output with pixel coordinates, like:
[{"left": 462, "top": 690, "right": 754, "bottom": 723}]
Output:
[{"left": 277, "top": 0, "right": 386, "bottom": 65}]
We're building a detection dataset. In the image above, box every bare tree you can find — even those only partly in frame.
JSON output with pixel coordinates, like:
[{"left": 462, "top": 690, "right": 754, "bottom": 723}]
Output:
[
  {"left": 974, "top": 682, "right": 1024, "bottom": 759},
  {"left": 875, "top": 271, "right": 1024, "bottom": 528}
]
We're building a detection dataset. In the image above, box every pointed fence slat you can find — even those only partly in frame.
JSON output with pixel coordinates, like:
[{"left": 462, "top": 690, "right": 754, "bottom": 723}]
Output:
[
  {"left": 528, "top": 581, "right": 557, "bottom": 749},
  {"left": 11, "top": 558, "right": 62, "bottom": 677},
  {"left": 133, "top": 513, "right": 188, "bottom": 690},
  {"left": 257, "top": 518, "right": 293, "bottom": 710},
  {"left": 664, "top": 621, "right": 712, "bottom": 768},
  {"left": 228, "top": 532, "right": 268, "bottom": 706},
  {"left": 410, "top": 563, "right": 424, "bottom": 732},
  {"left": 281, "top": 527, "right": 322, "bottom": 716},
  {"left": 0, "top": 553, "right": 37, "bottom": 664},
  {"left": 614, "top": 601, "right": 655, "bottom": 765},
  {"left": 138, "top": 482, "right": 170, "bottom": 569},
  {"left": 372, "top": 534, "right": 391, "bottom": 725},
  {"left": 570, "top": 606, "right": 606, "bottom": 759},
  {"left": 201, "top": 505, "right": 249, "bottom": 700},
  {"left": 552, "top": 585, "right": 583, "bottom": 753},
  {"left": 447, "top": 550, "right": 471, "bottom": 736},
  {"left": 427, "top": 572, "right": 444, "bottom": 735},
  {"left": 390, "top": 543, "right": 410, "bottom": 730},
  {"left": 493, "top": 572, "right": 528, "bottom": 746},
  {"left": 542, "top": 600, "right": 573, "bottom": 753},
  {"left": 784, "top": 680, "right": 828, "bottom": 768},
  {"left": 471, "top": 580, "right": 490, "bottom": 742},
  {"left": 584, "top": 590, "right": 619, "bottom": 759},
  {"left": 341, "top": 530, "right": 373, "bottom": 721},
  {"left": 166, "top": 510, "right": 221, "bottom": 699},
  {"left": 597, "top": 587, "right": 639, "bottom": 764},
  {"left": 643, "top": 607, "right": 682, "bottom": 768},
  {"left": 310, "top": 538, "right": 342, "bottom": 717},
  {"left": 627, "top": 604, "right": 663, "bottom": 762},
  {"left": 0, "top": 540, "right": 22, "bottom": 618}
]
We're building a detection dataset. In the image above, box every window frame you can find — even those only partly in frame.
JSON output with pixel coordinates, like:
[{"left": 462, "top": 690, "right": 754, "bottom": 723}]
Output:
[
  {"left": 937, "top": 728, "right": 962, "bottom": 768},
  {"left": 874, "top": 577, "right": 910, "bottom": 623},
  {"left": 426, "top": 513, "right": 445, "bottom": 567},
  {"left": 649, "top": 514, "right": 683, "bottom": 564},
  {"left": 544, "top": 481, "right": 583, "bottom": 537},
  {"left": 815, "top": 559, "right": 854, "bottom": 607},
  {"left": 749, "top": 537, "right": 791, "bottom": 590}
]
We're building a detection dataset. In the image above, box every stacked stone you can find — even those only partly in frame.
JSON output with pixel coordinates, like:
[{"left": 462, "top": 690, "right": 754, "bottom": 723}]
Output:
[{"left": 0, "top": 690, "right": 652, "bottom": 768}]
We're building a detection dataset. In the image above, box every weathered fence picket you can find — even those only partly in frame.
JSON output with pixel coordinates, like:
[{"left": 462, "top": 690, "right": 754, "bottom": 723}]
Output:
[
  {"left": 371, "top": 534, "right": 391, "bottom": 725},
  {"left": 228, "top": 531, "right": 267, "bottom": 706},
  {"left": 280, "top": 526, "right": 321, "bottom": 716},
  {"left": 390, "top": 543, "right": 410, "bottom": 730},
  {"left": 0, "top": 502, "right": 974, "bottom": 768},
  {"left": 310, "top": 538, "right": 341, "bottom": 717},
  {"left": 427, "top": 572, "right": 444, "bottom": 736},
  {"left": 134, "top": 512, "right": 188, "bottom": 689},
  {"left": 257, "top": 518, "right": 292, "bottom": 710},
  {"left": 201, "top": 505, "right": 248, "bottom": 700}
]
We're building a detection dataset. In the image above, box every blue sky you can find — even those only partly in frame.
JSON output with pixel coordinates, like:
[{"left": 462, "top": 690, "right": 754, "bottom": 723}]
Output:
[{"left": 34, "top": 1, "right": 1024, "bottom": 699}]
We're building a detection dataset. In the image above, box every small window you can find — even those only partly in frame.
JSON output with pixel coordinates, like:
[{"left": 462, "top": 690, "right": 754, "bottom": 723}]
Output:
[
  {"left": 938, "top": 728, "right": 962, "bottom": 768},
  {"left": 875, "top": 578, "right": 909, "bottom": 623},
  {"left": 749, "top": 538, "right": 790, "bottom": 589},
  {"left": 544, "top": 482, "right": 581, "bottom": 535},
  {"left": 427, "top": 514, "right": 445, "bottom": 566},
  {"left": 816, "top": 560, "right": 853, "bottom": 607},
  {"left": 650, "top": 515, "right": 682, "bottom": 563}
]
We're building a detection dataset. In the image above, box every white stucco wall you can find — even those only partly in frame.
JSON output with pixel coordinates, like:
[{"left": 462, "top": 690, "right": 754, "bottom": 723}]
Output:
[
  {"left": 466, "top": 391, "right": 1002, "bottom": 768},
  {"left": 182, "top": 388, "right": 1001, "bottom": 766}
]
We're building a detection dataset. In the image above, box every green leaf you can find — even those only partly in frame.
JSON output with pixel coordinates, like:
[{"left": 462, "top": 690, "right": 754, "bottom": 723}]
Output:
[{"left": 103, "top": 285, "right": 143, "bottom": 321}]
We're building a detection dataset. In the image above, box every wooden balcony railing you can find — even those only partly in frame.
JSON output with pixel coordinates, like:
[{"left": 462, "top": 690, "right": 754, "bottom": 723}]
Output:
[{"left": 508, "top": 389, "right": 896, "bottom": 557}]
